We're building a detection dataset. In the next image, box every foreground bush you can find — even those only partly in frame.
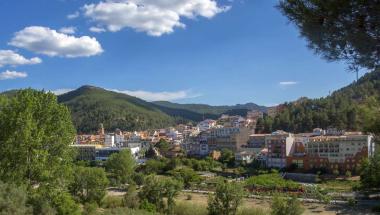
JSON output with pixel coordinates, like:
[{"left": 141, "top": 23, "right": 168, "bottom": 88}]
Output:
[{"left": 270, "top": 195, "right": 304, "bottom": 215}]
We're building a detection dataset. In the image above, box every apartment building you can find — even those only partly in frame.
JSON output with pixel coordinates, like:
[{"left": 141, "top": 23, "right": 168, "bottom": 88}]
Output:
[
  {"left": 207, "top": 127, "right": 250, "bottom": 152},
  {"left": 266, "top": 131, "right": 295, "bottom": 168}
]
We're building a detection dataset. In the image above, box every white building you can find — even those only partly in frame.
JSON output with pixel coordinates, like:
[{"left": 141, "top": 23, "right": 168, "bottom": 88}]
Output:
[
  {"left": 197, "top": 119, "right": 217, "bottom": 132},
  {"left": 105, "top": 134, "right": 115, "bottom": 147}
]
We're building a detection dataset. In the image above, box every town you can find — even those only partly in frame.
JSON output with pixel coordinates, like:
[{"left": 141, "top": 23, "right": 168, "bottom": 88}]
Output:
[{"left": 73, "top": 110, "right": 375, "bottom": 177}]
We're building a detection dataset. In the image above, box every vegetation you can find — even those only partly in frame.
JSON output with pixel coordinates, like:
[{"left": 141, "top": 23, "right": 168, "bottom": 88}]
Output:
[
  {"left": 0, "top": 182, "right": 31, "bottom": 215},
  {"left": 139, "top": 175, "right": 183, "bottom": 214},
  {"left": 245, "top": 174, "right": 302, "bottom": 191},
  {"left": 70, "top": 166, "right": 109, "bottom": 204},
  {"left": 57, "top": 85, "right": 176, "bottom": 133},
  {"left": 278, "top": 0, "right": 380, "bottom": 71},
  {"left": 360, "top": 151, "right": 380, "bottom": 189},
  {"left": 106, "top": 149, "right": 136, "bottom": 185},
  {"left": 208, "top": 180, "right": 245, "bottom": 215},
  {"left": 153, "top": 101, "right": 266, "bottom": 122},
  {"left": 256, "top": 69, "right": 380, "bottom": 133},
  {"left": 270, "top": 195, "right": 304, "bottom": 215}
]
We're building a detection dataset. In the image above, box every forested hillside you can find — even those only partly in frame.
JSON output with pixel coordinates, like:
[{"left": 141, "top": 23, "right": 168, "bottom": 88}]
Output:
[
  {"left": 153, "top": 101, "right": 267, "bottom": 121},
  {"left": 57, "top": 86, "right": 176, "bottom": 133},
  {"left": 256, "top": 69, "right": 380, "bottom": 133}
]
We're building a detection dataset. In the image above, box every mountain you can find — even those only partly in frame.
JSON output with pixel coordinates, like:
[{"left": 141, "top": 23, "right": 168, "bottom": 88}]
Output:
[
  {"left": 152, "top": 101, "right": 267, "bottom": 121},
  {"left": 256, "top": 69, "right": 380, "bottom": 133},
  {"left": 57, "top": 86, "right": 176, "bottom": 133},
  {"left": 0, "top": 86, "right": 267, "bottom": 133}
]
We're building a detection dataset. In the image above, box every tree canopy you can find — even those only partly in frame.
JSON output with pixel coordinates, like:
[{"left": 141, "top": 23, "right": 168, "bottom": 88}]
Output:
[
  {"left": 0, "top": 89, "right": 76, "bottom": 188},
  {"left": 278, "top": 0, "right": 380, "bottom": 71},
  {"left": 106, "top": 149, "right": 136, "bottom": 185}
]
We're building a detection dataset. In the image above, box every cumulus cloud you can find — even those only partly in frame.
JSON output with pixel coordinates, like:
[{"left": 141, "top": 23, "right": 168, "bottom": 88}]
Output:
[
  {"left": 9, "top": 26, "right": 103, "bottom": 58},
  {"left": 67, "top": 11, "right": 80, "bottom": 19},
  {"left": 110, "top": 89, "right": 201, "bottom": 101},
  {"left": 82, "top": 0, "right": 230, "bottom": 36},
  {"left": 279, "top": 81, "right": 298, "bottom": 86},
  {"left": 59, "top": 26, "right": 76, "bottom": 34},
  {"left": 50, "top": 88, "right": 74, "bottom": 95},
  {"left": 0, "top": 70, "right": 28, "bottom": 80},
  {"left": 89, "top": 26, "right": 106, "bottom": 33},
  {"left": 0, "top": 50, "right": 42, "bottom": 67}
]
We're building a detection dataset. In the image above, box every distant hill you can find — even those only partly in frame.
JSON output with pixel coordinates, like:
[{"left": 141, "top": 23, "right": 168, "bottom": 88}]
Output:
[
  {"left": 1, "top": 86, "right": 267, "bottom": 133},
  {"left": 57, "top": 86, "right": 176, "bottom": 133},
  {"left": 257, "top": 69, "right": 380, "bottom": 133},
  {"left": 152, "top": 101, "right": 267, "bottom": 121}
]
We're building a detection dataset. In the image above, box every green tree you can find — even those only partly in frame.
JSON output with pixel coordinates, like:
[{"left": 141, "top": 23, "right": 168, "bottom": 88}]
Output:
[
  {"left": 0, "top": 182, "right": 32, "bottom": 215},
  {"left": 169, "top": 167, "right": 201, "bottom": 189},
  {"left": 207, "top": 180, "right": 244, "bottom": 215},
  {"left": 219, "top": 149, "right": 235, "bottom": 168},
  {"left": 270, "top": 195, "right": 304, "bottom": 215},
  {"left": 70, "top": 166, "right": 109, "bottom": 204},
  {"left": 0, "top": 89, "right": 76, "bottom": 188},
  {"left": 156, "top": 139, "right": 171, "bottom": 155},
  {"left": 106, "top": 149, "right": 136, "bottom": 185},
  {"left": 360, "top": 152, "right": 380, "bottom": 189},
  {"left": 139, "top": 175, "right": 183, "bottom": 214},
  {"left": 278, "top": 0, "right": 380, "bottom": 71}
]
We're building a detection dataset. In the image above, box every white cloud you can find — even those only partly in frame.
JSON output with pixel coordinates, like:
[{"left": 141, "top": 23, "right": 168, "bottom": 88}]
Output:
[
  {"left": 82, "top": 0, "right": 230, "bottom": 36},
  {"left": 50, "top": 88, "right": 74, "bottom": 95},
  {"left": 9, "top": 26, "right": 103, "bottom": 58},
  {"left": 110, "top": 89, "right": 201, "bottom": 101},
  {"left": 0, "top": 70, "right": 28, "bottom": 80},
  {"left": 279, "top": 81, "right": 298, "bottom": 86},
  {"left": 0, "top": 50, "right": 42, "bottom": 67},
  {"left": 59, "top": 26, "right": 76, "bottom": 34},
  {"left": 89, "top": 26, "right": 106, "bottom": 33},
  {"left": 67, "top": 11, "right": 80, "bottom": 19}
]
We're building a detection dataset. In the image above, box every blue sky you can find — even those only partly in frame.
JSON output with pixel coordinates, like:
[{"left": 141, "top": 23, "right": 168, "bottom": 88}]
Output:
[{"left": 0, "top": 0, "right": 361, "bottom": 106}]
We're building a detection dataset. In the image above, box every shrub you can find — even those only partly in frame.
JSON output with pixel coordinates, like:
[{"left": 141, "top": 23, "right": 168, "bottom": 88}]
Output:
[
  {"left": 345, "top": 171, "right": 352, "bottom": 178},
  {"left": 83, "top": 202, "right": 99, "bottom": 215},
  {"left": 270, "top": 195, "right": 304, "bottom": 215},
  {"left": 123, "top": 185, "right": 140, "bottom": 209},
  {"left": 208, "top": 181, "right": 244, "bottom": 215},
  {"left": 139, "top": 199, "right": 157, "bottom": 213},
  {"left": 347, "top": 197, "right": 357, "bottom": 207},
  {"left": 186, "top": 194, "right": 192, "bottom": 200},
  {"left": 101, "top": 196, "right": 124, "bottom": 209}
]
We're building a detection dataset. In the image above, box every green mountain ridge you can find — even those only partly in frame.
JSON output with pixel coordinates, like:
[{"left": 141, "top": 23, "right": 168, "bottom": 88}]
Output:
[
  {"left": 56, "top": 86, "right": 268, "bottom": 132},
  {"left": 3, "top": 69, "right": 379, "bottom": 134},
  {"left": 256, "top": 69, "right": 380, "bottom": 133}
]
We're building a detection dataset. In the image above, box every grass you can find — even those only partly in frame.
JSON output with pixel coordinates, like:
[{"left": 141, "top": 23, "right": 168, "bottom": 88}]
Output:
[{"left": 319, "top": 179, "right": 360, "bottom": 193}]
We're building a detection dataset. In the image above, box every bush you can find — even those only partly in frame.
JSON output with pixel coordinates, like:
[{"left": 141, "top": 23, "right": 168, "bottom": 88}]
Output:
[
  {"left": 270, "top": 195, "right": 304, "bottom": 215},
  {"left": 347, "top": 197, "right": 357, "bottom": 207},
  {"left": 139, "top": 199, "right": 157, "bottom": 213},
  {"left": 83, "top": 202, "right": 99, "bottom": 215},
  {"left": 123, "top": 185, "right": 140, "bottom": 209},
  {"left": 208, "top": 181, "right": 244, "bottom": 215},
  {"left": 101, "top": 196, "right": 124, "bottom": 209},
  {"left": 345, "top": 171, "right": 352, "bottom": 178},
  {"left": 186, "top": 194, "right": 192, "bottom": 200},
  {"left": 0, "top": 182, "right": 32, "bottom": 215}
]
